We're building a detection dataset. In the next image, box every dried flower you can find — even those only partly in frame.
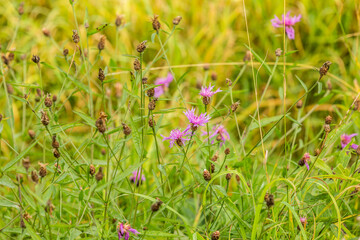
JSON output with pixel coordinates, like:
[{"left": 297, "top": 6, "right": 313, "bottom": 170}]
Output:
[
  {"left": 264, "top": 193, "right": 274, "bottom": 207},
  {"left": 28, "top": 129, "right": 36, "bottom": 139},
  {"left": 63, "top": 49, "right": 69, "bottom": 57},
  {"left": 203, "top": 169, "right": 211, "bottom": 181},
  {"left": 325, "top": 115, "right": 332, "bottom": 124},
  {"left": 95, "top": 167, "right": 104, "bottom": 181},
  {"left": 231, "top": 102, "right": 240, "bottom": 112},
  {"left": 122, "top": 123, "right": 132, "bottom": 136},
  {"left": 275, "top": 48, "right": 282, "bottom": 57},
  {"left": 243, "top": 50, "right": 253, "bottom": 62},
  {"left": 117, "top": 222, "right": 139, "bottom": 240},
  {"left": 98, "top": 35, "right": 106, "bottom": 51},
  {"left": 151, "top": 198, "right": 163, "bottom": 212},
  {"left": 324, "top": 124, "right": 331, "bottom": 133},
  {"left": 133, "top": 58, "right": 141, "bottom": 71},
  {"left": 152, "top": 15, "right": 161, "bottom": 33},
  {"left": 115, "top": 15, "right": 125, "bottom": 27},
  {"left": 53, "top": 148, "right": 61, "bottom": 158},
  {"left": 98, "top": 68, "right": 105, "bottom": 82},
  {"left": 38, "top": 162, "right": 48, "bottom": 178},
  {"left": 130, "top": 169, "right": 146, "bottom": 186},
  {"left": 44, "top": 93, "right": 53, "bottom": 108},
  {"left": 154, "top": 73, "right": 173, "bottom": 98},
  {"left": 136, "top": 41, "right": 147, "bottom": 53},
  {"left": 42, "top": 28, "right": 50, "bottom": 37},
  {"left": 72, "top": 30, "right": 80, "bottom": 44},
  {"left": 142, "top": 77, "right": 148, "bottom": 84},
  {"left": 173, "top": 16, "right": 182, "bottom": 25},
  {"left": 95, "top": 112, "right": 107, "bottom": 133},
  {"left": 296, "top": 100, "right": 303, "bottom": 109},
  {"left": 162, "top": 129, "right": 191, "bottom": 148},
  {"left": 319, "top": 61, "right": 332, "bottom": 80},
  {"left": 89, "top": 164, "right": 96, "bottom": 175},
  {"left": 184, "top": 108, "right": 210, "bottom": 132},
  {"left": 200, "top": 83, "right": 222, "bottom": 105},
  {"left": 148, "top": 99, "right": 157, "bottom": 110},
  {"left": 31, "top": 170, "right": 39, "bottom": 183},
  {"left": 271, "top": 11, "right": 302, "bottom": 39},
  {"left": 147, "top": 88, "right": 155, "bottom": 97},
  {"left": 211, "top": 231, "right": 220, "bottom": 240},
  {"left": 341, "top": 134, "right": 358, "bottom": 150},
  {"left": 31, "top": 55, "right": 40, "bottom": 64},
  {"left": 22, "top": 157, "right": 30, "bottom": 171},
  {"left": 40, "top": 110, "right": 49, "bottom": 126},
  {"left": 52, "top": 135, "right": 59, "bottom": 149}
]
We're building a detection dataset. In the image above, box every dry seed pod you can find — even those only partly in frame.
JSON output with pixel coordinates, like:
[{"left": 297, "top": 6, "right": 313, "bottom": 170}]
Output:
[
  {"left": 152, "top": 15, "right": 161, "bottom": 32},
  {"left": 136, "top": 41, "right": 147, "bottom": 53},
  {"left": 203, "top": 169, "right": 211, "bottom": 181},
  {"left": 98, "top": 35, "right": 106, "bottom": 51},
  {"left": 38, "top": 162, "right": 48, "bottom": 178},
  {"left": 95, "top": 167, "right": 104, "bottom": 181},
  {"left": 89, "top": 164, "right": 96, "bottom": 175},
  {"left": 211, "top": 231, "right": 220, "bottom": 240},
  {"left": 31, "top": 170, "right": 39, "bottom": 183},
  {"left": 264, "top": 193, "right": 274, "bottom": 207},
  {"left": 22, "top": 157, "right": 30, "bottom": 171},
  {"left": 173, "top": 16, "right": 182, "bottom": 25},
  {"left": 44, "top": 93, "right": 52, "bottom": 108}
]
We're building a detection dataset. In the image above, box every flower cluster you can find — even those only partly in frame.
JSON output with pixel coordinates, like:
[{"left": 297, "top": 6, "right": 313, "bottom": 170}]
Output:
[
  {"left": 117, "top": 223, "right": 139, "bottom": 240},
  {"left": 184, "top": 108, "right": 210, "bottom": 132},
  {"left": 154, "top": 73, "right": 173, "bottom": 98}
]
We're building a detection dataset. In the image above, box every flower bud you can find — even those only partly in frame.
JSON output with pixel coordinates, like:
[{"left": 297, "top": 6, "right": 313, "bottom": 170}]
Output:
[
  {"left": 172, "top": 16, "right": 182, "bottom": 25},
  {"left": 72, "top": 30, "right": 80, "bottom": 44},
  {"left": 211, "top": 231, "right": 220, "bottom": 240},
  {"left": 95, "top": 167, "right": 104, "bottom": 181},
  {"left": 203, "top": 169, "right": 211, "bottom": 181},
  {"left": 136, "top": 41, "right": 147, "bottom": 53},
  {"left": 152, "top": 15, "right": 161, "bottom": 32},
  {"left": 275, "top": 48, "right": 282, "bottom": 57},
  {"left": 264, "top": 193, "right": 274, "bottom": 207}
]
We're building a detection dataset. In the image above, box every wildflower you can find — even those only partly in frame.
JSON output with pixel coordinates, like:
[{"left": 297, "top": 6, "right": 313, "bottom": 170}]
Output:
[
  {"left": 162, "top": 129, "right": 191, "bottom": 148},
  {"left": 298, "top": 217, "right": 307, "bottom": 230},
  {"left": 117, "top": 222, "right": 139, "bottom": 240},
  {"left": 271, "top": 11, "right": 302, "bottom": 39},
  {"left": 341, "top": 134, "right": 358, "bottom": 150},
  {"left": 154, "top": 73, "right": 173, "bottom": 98},
  {"left": 298, "top": 153, "right": 311, "bottom": 170},
  {"left": 130, "top": 169, "right": 145, "bottom": 186},
  {"left": 184, "top": 108, "right": 210, "bottom": 132},
  {"left": 203, "top": 125, "right": 230, "bottom": 146},
  {"left": 199, "top": 83, "right": 222, "bottom": 105}
]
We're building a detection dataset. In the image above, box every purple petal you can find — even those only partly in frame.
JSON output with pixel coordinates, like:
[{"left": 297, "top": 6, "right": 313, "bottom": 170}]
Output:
[
  {"left": 129, "top": 228, "right": 139, "bottom": 235},
  {"left": 124, "top": 232, "right": 129, "bottom": 240},
  {"left": 351, "top": 144, "right": 359, "bottom": 150},
  {"left": 305, "top": 162, "right": 310, "bottom": 171},
  {"left": 285, "top": 26, "right": 295, "bottom": 39}
]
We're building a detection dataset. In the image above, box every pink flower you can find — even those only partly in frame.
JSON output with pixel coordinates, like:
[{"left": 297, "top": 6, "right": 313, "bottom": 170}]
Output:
[
  {"left": 199, "top": 83, "right": 222, "bottom": 98},
  {"left": 203, "top": 125, "right": 230, "bottom": 146},
  {"left": 271, "top": 11, "right": 302, "bottom": 39},
  {"left": 341, "top": 133, "right": 358, "bottom": 150},
  {"left": 162, "top": 129, "right": 191, "bottom": 148},
  {"left": 154, "top": 73, "right": 173, "bottom": 98},
  {"left": 129, "top": 169, "right": 145, "bottom": 186},
  {"left": 118, "top": 223, "right": 139, "bottom": 240},
  {"left": 303, "top": 153, "right": 310, "bottom": 171},
  {"left": 184, "top": 108, "right": 210, "bottom": 131}
]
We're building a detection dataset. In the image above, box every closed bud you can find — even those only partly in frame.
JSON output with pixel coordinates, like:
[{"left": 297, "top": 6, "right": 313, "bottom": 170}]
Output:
[
  {"left": 45, "top": 200, "right": 55, "bottom": 215},
  {"left": 53, "top": 148, "right": 61, "bottom": 158},
  {"left": 38, "top": 162, "right": 48, "bottom": 178},
  {"left": 231, "top": 101, "right": 239, "bottom": 112},
  {"left": 226, "top": 78, "right": 232, "bottom": 86},
  {"left": 211, "top": 72, "right": 217, "bottom": 81},
  {"left": 314, "top": 148, "right": 321, "bottom": 156},
  {"left": 63, "top": 49, "right": 69, "bottom": 57},
  {"left": 264, "top": 193, "right": 274, "bottom": 207},
  {"left": 6, "top": 84, "right": 13, "bottom": 94},
  {"left": 147, "top": 88, "right": 155, "bottom": 97},
  {"left": 22, "top": 157, "right": 30, "bottom": 171},
  {"left": 52, "top": 94, "right": 57, "bottom": 102},
  {"left": 98, "top": 35, "right": 106, "bottom": 51},
  {"left": 296, "top": 100, "right": 303, "bottom": 109},
  {"left": 42, "top": 28, "right": 50, "bottom": 37},
  {"left": 148, "top": 117, "right": 155, "bottom": 128},
  {"left": 275, "top": 48, "right": 282, "bottom": 57},
  {"left": 324, "top": 124, "right": 331, "bottom": 133},
  {"left": 319, "top": 61, "right": 332, "bottom": 80},
  {"left": 327, "top": 80, "right": 332, "bottom": 91},
  {"left": 226, "top": 173, "right": 232, "bottom": 181},
  {"left": 115, "top": 14, "right": 125, "bottom": 27},
  {"left": 142, "top": 77, "right": 148, "bottom": 84},
  {"left": 172, "top": 16, "right": 182, "bottom": 25},
  {"left": 18, "top": 2, "right": 24, "bottom": 15},
  {"left": 356, "top": 145, "right": 360, "bottom": 155},
  {"left": 148, "top": 99, "right": 156, "bottom": 110},
  {"left": 211, "top": 163, "right": 215, "bottom": 173},
  {"left": 40, "top": 110, "right": 49, "bottom": 126},
  {"left": 243, "top": 50, "right": 253, "bottom": 62},
  {"left": 224, "top": 148, "right": 230, "bottom": 155},
  {"left": 203, "top": 169, "right": 211, "bottom": 181},
  {"left": 151, "top": 198, "right": 163, "bottom": 212},
  {"left": 52, "top": 135, "right": 59, "bottom": 149},
  {"left": 202, "top": 96, "right": 210, "bottom": 105},
  {"left": 98, "top": 68, "right": 105, "bottom": 82}
]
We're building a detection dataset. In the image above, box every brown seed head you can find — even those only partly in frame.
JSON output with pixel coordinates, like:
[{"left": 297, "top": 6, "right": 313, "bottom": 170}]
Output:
[
  {"left": 275, "top": 48, "right": 282, "bottom": 57},
  {"left": 98, "top": 35, "right": 106, "bottom": 51},
  {"left": 211, "top": 72, "right": 217, "bottom": 81},
  {"left": 243, "top": 50, "right": 253, "bottom": 62},
  {"left": 211, "top": 163, "right": 215, "bottom": 173},
  {"left": 224, "top": 148, "right": 230, "bottom": 155},
  {"left": 122, "top": 123, "right": 132, "bottom": 136},
  {"left": 203, "top": 169, "right": 211, "bottom": 181},
  {"left": 325, "top": 115, "right": 332, "bottom": 124},
  {"left": 95, "top": 167, "right": 104, "bottom": 181},
  {"left": 147, "top": 88, "right": 155, "bottom": 97},
  {"left": 226, "top": 173, "right": 232, "bottom": 181},
  {"left": 72, "top": 30, "right": 80, "bottom": 43},
  {"left": 98, "top": 68, "right": 105, "bottom": 82},
  {"left": 148, "top": 99, "right": 156, "bottom": 110},
  {"left": 264, "top": 193, "right": 274, "bottom": 207},
  {"left": 134, "top": 58, "right": 141, "bottom": 71},
  {"left": 319, "top": 61, "right": 332, "bottom": 79},
  {"left": 89, "top": 164, "right": 96, "bottom": 175},
  {"left": 151, "top": 198, "right": 163, "bottom": 212},
  {"left": 142, "top": 77, "right": 148, "bottom": 84},
  {"left": 22, "top": 157, "right": 31, "bottom": 171},
  {"left": 40, "top": 110, "right": 49, "bottom": 126},
  {"left": 18, "top": 2, "right": 24, "bottom": 15},
  {"left": 173, "top": 16, "right": 182, "bottom": 25},
  {"left": 95, "top": 118, "right": 106, "bottom": 133},
  {"left": 52, "top": 135, "right": 59, "bottom": 149},
  {"left": 136, "top": 41, "right": 147, "bottom": 53},
  {"left": 28, "top": 129, "right": 36, "bottom": 139},
  {"left": 31, "top": 55, "right": 40, "bottom": 64},
  {"left": 152, "top": 15, "right": 161, "bottom": 32},
  {"left": 31, "top": 170, "right": 39, "bottom": 183},
  {"left": 38, "top": 162, "right": 48, "bottom": 178},
  {"left": 115, "top": 14, "right": 125, "bottom": 27},
  {"left": 211, "top": 231, "right": 220, "bottom": 240},
  {"left": 53, "top": 148, "right": 61, "bottom": 158},
  {"left": 324, "top": 124, "right": 331, "bottom": 133},
  {"left": 44, "top": 93, "right": 53, "bottom": 108},
  {"left": 231, "top": 101, "right": 240, "bottom": 112},
  {"left": 296, "top": 100, "right": 303, "bottom": 109},
  {"left": 42, "top": 28, "right": 50, "bottom": 37},
  {"left": 148, "top": 117, "right": 155, "bottom": 128},
  {"left": 63, "top": 49, "right": 69, "bottom": 57}
]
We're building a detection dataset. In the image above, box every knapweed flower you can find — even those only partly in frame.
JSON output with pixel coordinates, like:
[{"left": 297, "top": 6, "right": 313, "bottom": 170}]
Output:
[
  {"left": 271, "top": 11, "right": 302, "bottom": 39},
  {"left": 298, "top": 153, "right": 311, "bottom": 170},
  {"left": 162, "top": 129, "right": 190, "bottom": 148},
  {"left": 117, "top": 222, "right": 139, "bottom": 240},
  {"left": 203, "top": 125, "right": 230, "bottom": 146},
  {"left": 199, "top": 83, "right": 222, "bottom": 105},
  {"left": 184, "top": 108, "right": 210, "bottom": 132},
  {"left": 154, "top": 73, "right": 173, "bottom": 98},
  {"left": 130, "top": 169, "right": 145, "bottom": 186},
  {"left": 341, "top": 133, "right": 358, "bottom": 150}
]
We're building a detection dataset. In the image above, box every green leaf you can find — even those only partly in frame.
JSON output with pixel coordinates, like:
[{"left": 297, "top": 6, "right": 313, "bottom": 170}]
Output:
[
  {"left": 248, "top": 115, "right": 283, "bottom": 131},
  {"left": 73, "top": 110, "right": 96, "bottom": 128},
  {"left": 244, "top": 44, "right": 271, "bottom": 74},
  {"left": 285, "top": 50, "right": 299, "bottom": 56},
  {"left": 295, "top": 75, "right": 308, "bottom": 92},
  {"left": 24, "top": 220, "right": 42, "bottom": 240},
  {"left": 40, "top": 61, "right": 55, "bottom": 69},
  {"left": 87, "top": 23, "right": 109, "bottom": 36},
  {"left": 0, "top": 175, "right": 16, "bottom": 189},
  {"left": 2, "top": 140, "right": 39, "bottom": 171},
  {"left": 318, "top": 93, "right": 334, "bottom": 104}
]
